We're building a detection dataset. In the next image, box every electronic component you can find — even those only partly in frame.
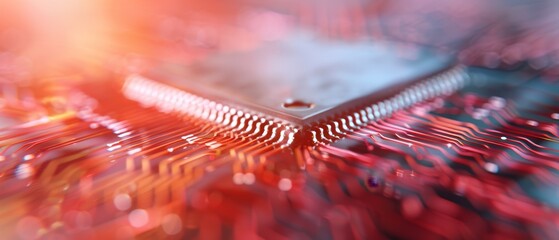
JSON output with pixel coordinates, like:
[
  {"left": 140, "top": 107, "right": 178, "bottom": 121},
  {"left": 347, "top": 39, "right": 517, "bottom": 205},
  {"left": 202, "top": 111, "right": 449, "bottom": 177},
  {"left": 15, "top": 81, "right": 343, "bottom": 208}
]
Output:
[{"left": 124, "top": 33, "right": 467, "bottom": 145}]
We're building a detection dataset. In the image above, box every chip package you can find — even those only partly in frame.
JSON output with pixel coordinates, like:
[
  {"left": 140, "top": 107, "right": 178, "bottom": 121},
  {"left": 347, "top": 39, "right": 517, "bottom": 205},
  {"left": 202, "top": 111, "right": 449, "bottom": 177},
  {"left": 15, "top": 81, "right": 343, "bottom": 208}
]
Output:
[{"left": 124, "top": 33, "right": 466, "bottom": 145}]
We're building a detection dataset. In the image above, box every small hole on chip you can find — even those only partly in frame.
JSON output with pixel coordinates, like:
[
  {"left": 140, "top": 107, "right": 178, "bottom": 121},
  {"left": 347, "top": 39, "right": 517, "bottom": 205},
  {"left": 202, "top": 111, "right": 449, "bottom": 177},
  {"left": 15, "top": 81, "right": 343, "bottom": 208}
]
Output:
[{"left": 282, "top": 99, "right": 314, "bottom": 110}]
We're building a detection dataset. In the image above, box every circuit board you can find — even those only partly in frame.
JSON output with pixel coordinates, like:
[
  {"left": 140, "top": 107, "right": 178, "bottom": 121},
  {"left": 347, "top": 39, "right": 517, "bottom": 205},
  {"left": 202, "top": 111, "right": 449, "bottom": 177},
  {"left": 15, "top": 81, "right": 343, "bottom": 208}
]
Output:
[
  {"left": 0, "top": 66, "right": 557, "bottom": 239},
  {"left": 1, "top": 0, "right": 559, "bottom": 239}
]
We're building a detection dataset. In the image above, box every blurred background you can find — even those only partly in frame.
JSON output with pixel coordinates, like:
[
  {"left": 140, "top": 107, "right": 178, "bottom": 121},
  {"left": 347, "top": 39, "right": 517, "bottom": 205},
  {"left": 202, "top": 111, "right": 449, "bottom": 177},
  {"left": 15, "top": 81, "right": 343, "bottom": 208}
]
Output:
[{"left": 1, "top": 0, "right": 559, "bottom": 84}]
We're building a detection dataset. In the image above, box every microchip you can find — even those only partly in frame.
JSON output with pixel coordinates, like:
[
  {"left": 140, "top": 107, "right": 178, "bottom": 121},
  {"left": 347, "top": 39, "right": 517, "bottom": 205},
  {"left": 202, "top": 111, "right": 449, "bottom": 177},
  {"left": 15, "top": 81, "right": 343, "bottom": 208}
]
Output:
[{"left": 124, "top": 33, "right": 467, "bottom": 145}]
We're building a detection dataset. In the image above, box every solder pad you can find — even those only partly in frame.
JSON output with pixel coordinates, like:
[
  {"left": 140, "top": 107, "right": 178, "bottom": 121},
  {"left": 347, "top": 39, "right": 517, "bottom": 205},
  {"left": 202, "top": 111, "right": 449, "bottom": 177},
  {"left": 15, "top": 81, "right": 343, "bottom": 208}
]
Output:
[{"left": 124, "top": 33, "right": 467, "bottom": 145}]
